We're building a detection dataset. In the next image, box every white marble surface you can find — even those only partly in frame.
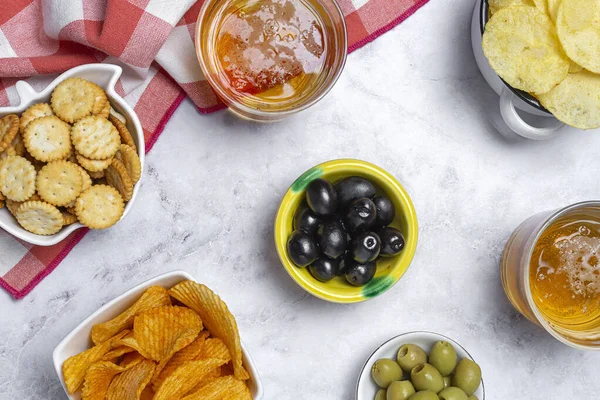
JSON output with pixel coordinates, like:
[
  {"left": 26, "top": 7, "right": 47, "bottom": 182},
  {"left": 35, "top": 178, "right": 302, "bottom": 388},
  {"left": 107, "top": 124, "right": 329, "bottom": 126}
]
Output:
[{"left": 2, "top": 0, "right": 600, "bottom": 398}]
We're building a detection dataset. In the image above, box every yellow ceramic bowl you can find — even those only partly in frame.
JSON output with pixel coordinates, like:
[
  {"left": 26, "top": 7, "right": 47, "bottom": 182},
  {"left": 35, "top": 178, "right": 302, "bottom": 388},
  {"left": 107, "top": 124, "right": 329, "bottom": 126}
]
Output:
[{"left": 274, "top": 159, "right": 418, "bottom": 303}]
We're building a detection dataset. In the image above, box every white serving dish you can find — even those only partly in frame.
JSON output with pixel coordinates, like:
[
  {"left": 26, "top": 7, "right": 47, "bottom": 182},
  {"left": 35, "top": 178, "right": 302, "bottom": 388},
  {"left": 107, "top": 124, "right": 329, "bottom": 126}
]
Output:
[
  {"left": 0, "top": 63, "right": 145, "bottom": 246},
  {"left": 356, "top": 331, "right": 485, "bottom": 400},
  {"left": 52, "top": 270, "right": 264, "bottom": 399},
  {"left": 471, "top": 0, "right": 565, "bottom": 140}
]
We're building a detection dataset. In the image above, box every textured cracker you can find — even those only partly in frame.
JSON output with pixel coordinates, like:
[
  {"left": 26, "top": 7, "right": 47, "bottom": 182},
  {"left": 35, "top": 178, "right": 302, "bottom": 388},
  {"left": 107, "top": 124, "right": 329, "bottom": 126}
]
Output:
[
  {"left": 72, "top": 116, "right": 120, "bottom": 160},
  {"left": 15, "top": 200, "right": 63, "bottom": 235},
  {"left": 51, "top": 77, "right": 95, "bottom": 123},
  {"left": 76, "top": 152, "right": 113, "bottom": 172},
  {"left": 36, "top": 161, "right": 83, "bottom": 206},
  {"left": 5, "top": 193, "right": 40, "bottom": 216},
  {"left": 114, "top": 144, "right": 141, "bottom": 184},
  {"left": 108, "top": 115, "right": 136, "bottom": 150},
  {"left": 62, "top": 210, "right": 78, "bottom": 225},
  {"left": 0, "top": 114, "right": 19, "bottom": 152},
  {"left": 24, "top": 115, "right": 72, "bottom": 162},
  {"left": 109, "top": 107, "right": 127, "bottom": 124},
  {"left": 75, "top": 185, "right": 124, "bottom": 229},
  {"left": 0, "top": 147, "right": 16, "bottom": 164},
  {"left": 89, "top": 170, "right": 105, "bottom": 179},
  {"left": 11, "top": 133, "right": 26, "bottom": 156},
  {"left": 20, "top": 103, "right": 54, "bottom": 133},
  {"left": 90, "top": 82, "right": 109, "bottom": 116},
  {"left": 106, "top": 159, "right": 133, "bottom": 202},
  {"left": 0, "top": 155, "right": 37, "bottom": 201},
  {"left": 99, "top": 100, "right": 110, "bottom": 118}
]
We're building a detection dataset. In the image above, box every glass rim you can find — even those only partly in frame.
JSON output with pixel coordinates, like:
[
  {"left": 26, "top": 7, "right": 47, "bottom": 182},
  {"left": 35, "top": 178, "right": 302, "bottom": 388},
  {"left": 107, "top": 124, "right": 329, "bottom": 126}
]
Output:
[
  {"left": 194, "top": 0, "right": 348, "bottom": 119},
  {"left": 523, "top": 200, "right": 600, "bottom": 350}
]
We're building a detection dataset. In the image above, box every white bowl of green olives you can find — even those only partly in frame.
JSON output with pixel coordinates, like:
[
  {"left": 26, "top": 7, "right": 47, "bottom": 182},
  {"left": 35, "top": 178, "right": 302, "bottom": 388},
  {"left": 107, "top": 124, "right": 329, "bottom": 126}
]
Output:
[{"left": 357, "top": 332, "right": 484, "bottom": 400}]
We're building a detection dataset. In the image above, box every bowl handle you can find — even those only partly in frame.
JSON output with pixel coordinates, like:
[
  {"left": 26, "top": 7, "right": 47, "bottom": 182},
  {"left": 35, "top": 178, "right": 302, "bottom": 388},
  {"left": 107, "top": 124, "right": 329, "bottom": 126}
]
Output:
[
  {"left": 499, "top": 88, "right": 564, "bottom": 140},
  {"left": 15, "top": 80, "right": 38, "bottom": 105}
]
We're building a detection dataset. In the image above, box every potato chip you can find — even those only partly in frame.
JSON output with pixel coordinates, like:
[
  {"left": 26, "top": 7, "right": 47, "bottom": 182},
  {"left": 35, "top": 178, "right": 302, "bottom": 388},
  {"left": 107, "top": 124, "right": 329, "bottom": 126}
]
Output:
[
  {"left": 170, "top": 281, "right": 249, "bottom": 380},
  {"left": 106, "top": 359, "right": 155, "bottom": 400},
  {"left": 133, "top": 305, "right": 203, "bottom": 361},
  {"left": 120, "top": 351, "right": 146, "bottom": 369},
  {"left": 556, "top": 0, "right": 600, "bottom": 74},
  {"left": 197, "top": 338, "right": 232, "bottom": 362},
  {"left": 187, "top": 367, "right": 223, "bottom": 395},
  {"left": 538, "top": 70, "right": 600, "bottom": 129},
  {"left": 489, "top": 0, "right": 533, "bottom": 14},
  {"left": 101, "top": 346, "right": 136, "bottom": 361},
  {"left": 546, "top": 0, "right": 561, "bottom": 21},
  {"left": 153, "top": 358, "right": 229, "bottom": 400},
  {"left": 532, "top": 0, "right": 548, "bottom": 14},
  {"left": 91, "top": 286, "right": 171, "bottom": 344},
  {"left": 81, "top": 361, "right": 125, "bottom": 400},
  {"left": 181, "top": 375, "right": 252, "bottom": 400},
  {"left": 140, "top": 386, "right": 155, "bottom": 400},
  {"left": 151, "top": 331, "right": 210, "bottom": 391},
  {"left": 483, "top": 6, "right": 570, "bottom": 94},
  {"left": 62, "top": 330, "right": 128, "bottom": 394}
]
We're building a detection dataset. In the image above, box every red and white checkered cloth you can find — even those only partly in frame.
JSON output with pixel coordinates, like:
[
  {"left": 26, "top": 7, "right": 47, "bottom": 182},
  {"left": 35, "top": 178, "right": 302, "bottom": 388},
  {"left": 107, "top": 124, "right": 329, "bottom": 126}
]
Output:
[{"left": 0, "top": 0, "right": 430, "bottom": 299}]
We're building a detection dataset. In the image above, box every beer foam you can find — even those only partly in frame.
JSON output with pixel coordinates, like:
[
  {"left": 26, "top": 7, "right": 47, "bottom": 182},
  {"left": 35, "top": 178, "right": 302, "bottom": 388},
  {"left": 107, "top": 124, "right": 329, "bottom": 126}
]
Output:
[{"left": 554, "top": 225, "right": 600, "bottom": 297}]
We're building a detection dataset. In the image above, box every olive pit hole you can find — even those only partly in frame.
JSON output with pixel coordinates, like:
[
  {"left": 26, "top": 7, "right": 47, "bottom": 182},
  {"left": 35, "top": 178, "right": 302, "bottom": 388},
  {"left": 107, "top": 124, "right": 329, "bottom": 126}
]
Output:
[{"left": 413, "top": 364, "right": 425, "bottom": 373}]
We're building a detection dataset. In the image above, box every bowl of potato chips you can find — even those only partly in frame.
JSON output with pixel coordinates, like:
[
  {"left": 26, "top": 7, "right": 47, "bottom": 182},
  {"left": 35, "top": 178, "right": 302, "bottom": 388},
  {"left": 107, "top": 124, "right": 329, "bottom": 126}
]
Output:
[
  {"left": 0, "top": 63, "right": 144, "bottom": 246},
  {"left": 52, "top": 270, "right": 263, "bottom": 399},
  {"left": 473, "top": 0, "right": 600, "bottom": 139}
]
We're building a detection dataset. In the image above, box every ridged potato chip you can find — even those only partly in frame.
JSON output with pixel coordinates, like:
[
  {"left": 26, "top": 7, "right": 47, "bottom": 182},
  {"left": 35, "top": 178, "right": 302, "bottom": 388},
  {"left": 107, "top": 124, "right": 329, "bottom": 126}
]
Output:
[
  {"left": 91, "top": 286, "right": 171, "bottom": 344},
  {"left": 483, "top": 6, "right": 570, "bottom": 94},
  {"left": 120, "top": 351, "right": 146, "bottom": 369},
  {"left": 197, "top": 338, "right": 231, "bottom": 362},
  {"left": 181, "top": 375, "right": 253, "bottom": 400},
  {"left": 101, "top": 346, "right": 136, "bottom": 362},
  {"left": 62, "top": 330, "right": 128, "bottom": 394},
  {"left": 140, "top": 386, "right": 155, "bottom": 400},
  {"left": 133, "top": 306, "right": 203, "bottom": 361},
  {"left": 152, "top": 331, "right": 210, "bottom": 391},
  {"left": 169, "top": 281, "right": 249, "bottom": 380},
  {"left": 106, "top": 359, "right": 155, "bottom": 400},
  {"left": 81, "top": 361, "right": 125, "bottom": 400},
  {"left": 538, "top": 70, "right": 600, "bottom": 129},
  {"left": 556, "top": 0, "right": 600, "bottom": 73},
  {"left": 489, "top": 0, "right": 533, "bottom": 14},
  {"left": 153, "top": 358, "right": 229, "bottom": 400}
]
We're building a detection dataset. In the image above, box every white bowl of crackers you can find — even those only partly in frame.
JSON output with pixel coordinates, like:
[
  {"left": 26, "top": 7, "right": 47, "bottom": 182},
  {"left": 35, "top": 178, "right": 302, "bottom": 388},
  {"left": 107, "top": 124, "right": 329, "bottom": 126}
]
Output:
[
  {"left": 0, "top": 63, "right": 143, "bottom": 246},
  {"left": 53, "top": 270, "right": 263, "bottom": 400}
]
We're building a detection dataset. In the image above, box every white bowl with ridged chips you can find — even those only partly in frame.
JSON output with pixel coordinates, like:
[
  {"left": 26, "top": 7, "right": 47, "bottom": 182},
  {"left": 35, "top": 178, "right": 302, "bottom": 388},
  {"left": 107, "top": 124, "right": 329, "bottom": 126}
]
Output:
[
  {"left": 0, "top": 63, "right": 144, "bottom": 246},
  {"left": 52, "top": 270, "right": 264, "bottom": 399}
]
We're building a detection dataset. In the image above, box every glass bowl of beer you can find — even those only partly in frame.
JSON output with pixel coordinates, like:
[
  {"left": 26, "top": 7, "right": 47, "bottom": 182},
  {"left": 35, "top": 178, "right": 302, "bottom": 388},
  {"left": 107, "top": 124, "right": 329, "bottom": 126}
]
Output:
[
  {"left": 501, "top": 201, "right": 600, "bottom": 350},
  {"left": 195, "top": 0, "right": 347, "bottom": 121}
]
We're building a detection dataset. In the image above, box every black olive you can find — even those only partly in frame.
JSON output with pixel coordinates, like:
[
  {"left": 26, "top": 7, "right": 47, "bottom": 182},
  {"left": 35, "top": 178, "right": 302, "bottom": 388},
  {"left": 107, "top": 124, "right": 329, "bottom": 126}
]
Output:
[
  {"left": 337, "top": 251, "right": 354, "bottom": 276},
  {"left": 309, "top": 257, "right": 339, "bottom": 282},
  {"left": 293, "top": 206, "right": 320, "bottom": 236},
  {"left": 344, "top": 260, "right": 377, "bottom": 286},
  {"left": 352, "top": 231, "right": 381, "bottom": 263},
  {"left": 372, "top": 196, "right": 395, "bottom": 227},
  {"left": 344, "top": 197, "right": 377, "bottom": 232},
  {"left": 334, "top": 176, "right": 376, "bottom": 208},
  {"left": 306, "top": 178, "right": 337, "bottom": 216},
  {"left": 287, "top": 230, "right": 318, "bottom": 267},
  {"left": 378, "top": 227, "right": 406, "bottom": 256},
  {"left": 316, "top": 221, "right": 348, "bottom": 259}
]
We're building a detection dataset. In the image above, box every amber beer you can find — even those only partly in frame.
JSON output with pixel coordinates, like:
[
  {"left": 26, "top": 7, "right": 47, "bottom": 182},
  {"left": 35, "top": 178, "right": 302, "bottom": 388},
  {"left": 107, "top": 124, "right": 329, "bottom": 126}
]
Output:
[{"left": 501, "top": 202, "right": 600, "bottom": 349}]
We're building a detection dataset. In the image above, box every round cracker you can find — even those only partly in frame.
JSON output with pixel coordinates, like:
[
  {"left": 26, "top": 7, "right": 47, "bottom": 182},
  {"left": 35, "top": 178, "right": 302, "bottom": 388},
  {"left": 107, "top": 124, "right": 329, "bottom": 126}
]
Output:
[
  {"left": 15, "top": 200, "right": 63, "bottom": 235},
  {"left": 556, "top": 0, "right": 600, "bottom": 74},
  {"left": 489, "top": 0, "right": 534, "bottom": 14},
  {"left": 114, "top": 144, "right": 141, "bottom": 184},
  {"left": 108, "top": 115, "right": 136, "bottom": 150},
  {"left": 538, "top": 70, "right": 600, "bottom": 129},
  {"left": 5, "top": 193, "right": 40, "bottom": 216},
  {"left": 61, "top": 210, "right": 78, "bottom": 226},
  {"left": 483, "top": 6, "right": 570, "bottom": 95},
  {"left": 98, "top": 100, "right": 110, "bottom": 118},
  {"left": 11, "top": 133, "right": 26, "bottom": 157},
  {"left": 23, "top": 115, "right": 72, "bottom": 162},
  {"left": 0, "top": 155, "right": 37, "bottom": 201},
  {"left": 72, "top": 115, "right": 120, "bottom": 160},
  {"left": 90, "top": 82, "right": 108, "bottom": 116},
  {"left": 51, "top": 77, "right": 95, "bottom": 123},
  {"left": 36, "top": 160, "right": 83, "bottom": 206},
  {"left": 76, "top": 152, "right": 113, "bottom": 172},
  {"left": 89, "top": 170, "right": 105, "bottom": 179},
  {"left": 0, "top": 114, "right": 19, "bottom": 152},
  {"left": 75, "top": 185, "right": 124, "bottom": 229},
  {"left": 20, "top": 103, "right": 54, "bottom": 133},
  {"left": 106, "top": 159, "right": 133, "bottom": 202}
]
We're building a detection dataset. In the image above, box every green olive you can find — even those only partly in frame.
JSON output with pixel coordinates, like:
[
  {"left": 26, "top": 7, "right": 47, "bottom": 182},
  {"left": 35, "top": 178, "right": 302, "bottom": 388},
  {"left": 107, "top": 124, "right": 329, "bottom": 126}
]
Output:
[
  {"left": 410, "top": 363, "right": 444, "bottom": 393},
  {"left": 451, "top": 359, "right": 481, "bottom": 396},
  {"left": 387, "top": 380, "right": 416, "bottom": 400},
  {"left": 467, "top": 396, "right": 479, "bottom": 400},
  {"left": 375, "top": 389, "right": 387, "bottom": 400},
  {"left": 438, "top": 387, "right": 468, "bottom": 400},
  {"left": 408, "top": 390, "right": 440, "bottom": 400},
  {"left": 372, "top": 359, "right": 404, "bottom": 388},
  {"left": 429, "top": 341, "right": 457, "bottom": 376},
  {"left": 397, "top": 344, "right": 428, "bottom": 372},
  {"left": 443, "top": 376, "right": 451, "bottom": 388}
]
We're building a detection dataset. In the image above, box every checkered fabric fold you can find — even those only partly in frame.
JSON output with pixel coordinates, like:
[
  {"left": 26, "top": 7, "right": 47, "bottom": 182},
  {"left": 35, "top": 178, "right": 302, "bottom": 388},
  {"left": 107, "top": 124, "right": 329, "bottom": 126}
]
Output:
[{"left": 0, "top": 0, "right": 429, "bottom": 299}]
